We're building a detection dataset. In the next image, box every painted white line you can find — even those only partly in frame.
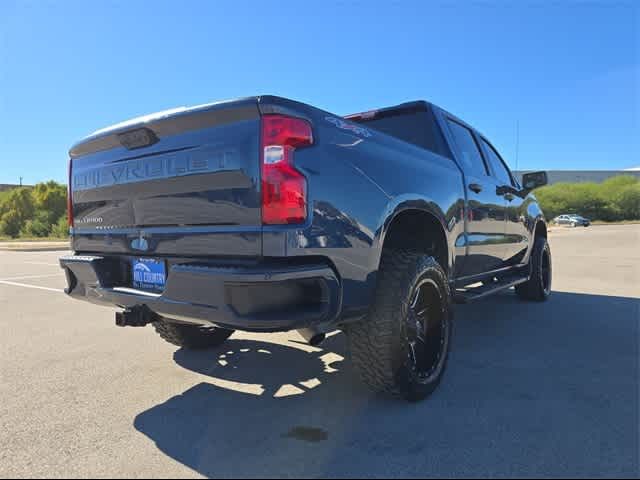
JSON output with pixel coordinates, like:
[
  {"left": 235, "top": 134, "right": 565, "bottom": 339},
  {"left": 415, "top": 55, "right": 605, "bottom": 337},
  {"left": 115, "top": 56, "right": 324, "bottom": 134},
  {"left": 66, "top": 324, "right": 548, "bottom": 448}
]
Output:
[
  {"left": 0, "top": 274, "right": 61, "bottom": 281},
  {"left": 0, "top": 280, "right": 62, "bottom": 293}
]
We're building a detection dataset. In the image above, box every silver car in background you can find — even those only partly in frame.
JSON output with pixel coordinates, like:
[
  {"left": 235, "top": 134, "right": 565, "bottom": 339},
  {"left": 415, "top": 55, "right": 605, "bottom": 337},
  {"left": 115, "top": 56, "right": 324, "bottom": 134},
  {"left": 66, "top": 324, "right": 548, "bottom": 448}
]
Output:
[{"left": 553, "top": 214, "right": 591, "bottom": 227}]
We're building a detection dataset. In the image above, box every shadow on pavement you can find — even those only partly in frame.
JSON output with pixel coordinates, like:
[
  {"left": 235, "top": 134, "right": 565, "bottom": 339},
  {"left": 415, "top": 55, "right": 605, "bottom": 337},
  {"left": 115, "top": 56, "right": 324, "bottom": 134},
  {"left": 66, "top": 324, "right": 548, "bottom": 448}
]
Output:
[{"left": 134, "top": 291, "right": 639, "bottom": 478}]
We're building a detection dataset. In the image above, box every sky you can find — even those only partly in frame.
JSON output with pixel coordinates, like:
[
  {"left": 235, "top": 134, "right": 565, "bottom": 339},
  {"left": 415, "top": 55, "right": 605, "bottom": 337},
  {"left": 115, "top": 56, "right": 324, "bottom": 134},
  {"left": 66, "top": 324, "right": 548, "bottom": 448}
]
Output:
[{"left": 0, "top": 0, "right": 638, "bottom": 185}]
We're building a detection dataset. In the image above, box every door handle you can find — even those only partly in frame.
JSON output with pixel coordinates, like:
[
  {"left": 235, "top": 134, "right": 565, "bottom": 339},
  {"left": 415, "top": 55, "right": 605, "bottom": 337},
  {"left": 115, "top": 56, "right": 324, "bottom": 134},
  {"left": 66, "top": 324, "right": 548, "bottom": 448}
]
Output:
[{"left": 468, "top": 183, "right": 483, "bottom": 193}]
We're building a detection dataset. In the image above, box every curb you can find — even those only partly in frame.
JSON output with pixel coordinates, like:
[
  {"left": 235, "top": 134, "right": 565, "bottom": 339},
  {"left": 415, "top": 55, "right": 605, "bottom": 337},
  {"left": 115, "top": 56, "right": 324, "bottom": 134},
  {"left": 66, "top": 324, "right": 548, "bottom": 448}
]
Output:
[{"left": 0, "top": 242, "right": 70, "bottom": 252}]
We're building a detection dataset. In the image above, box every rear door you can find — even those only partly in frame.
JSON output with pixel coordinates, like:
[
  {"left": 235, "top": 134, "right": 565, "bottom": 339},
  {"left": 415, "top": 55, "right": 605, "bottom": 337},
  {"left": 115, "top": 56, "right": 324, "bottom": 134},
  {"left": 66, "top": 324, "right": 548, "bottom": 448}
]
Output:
[
  {"left": 443, "top": 118, "right": 508, "bottom": 277},
  {"left": 70, "top": 99, "right": 263, "bottom": 257}
]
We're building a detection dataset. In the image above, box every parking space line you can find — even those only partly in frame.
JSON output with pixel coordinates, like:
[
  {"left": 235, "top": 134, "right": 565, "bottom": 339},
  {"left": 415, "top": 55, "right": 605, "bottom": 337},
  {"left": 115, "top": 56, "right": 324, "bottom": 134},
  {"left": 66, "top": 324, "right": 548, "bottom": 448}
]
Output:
[
  {"left": 0, "top": 280, "right": 62, "bottom": 293},
  {"left": 0, "top": 274, "right": 61, "bottom": 282}
]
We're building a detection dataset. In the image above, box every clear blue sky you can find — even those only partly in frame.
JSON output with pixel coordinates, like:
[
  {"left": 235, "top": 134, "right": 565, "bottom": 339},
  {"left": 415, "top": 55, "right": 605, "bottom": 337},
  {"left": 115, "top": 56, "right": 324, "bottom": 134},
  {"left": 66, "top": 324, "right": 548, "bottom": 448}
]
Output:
[{"left": 1, "top": 1, "right": 638, "bottom": 185}]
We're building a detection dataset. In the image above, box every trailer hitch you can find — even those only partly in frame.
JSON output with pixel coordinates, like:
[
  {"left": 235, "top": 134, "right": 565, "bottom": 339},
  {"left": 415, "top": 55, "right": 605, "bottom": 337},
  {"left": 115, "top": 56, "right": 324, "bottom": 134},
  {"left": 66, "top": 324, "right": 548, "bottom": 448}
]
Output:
[{"left": 115, "top": 306, "right": 155, "bottom": 327}]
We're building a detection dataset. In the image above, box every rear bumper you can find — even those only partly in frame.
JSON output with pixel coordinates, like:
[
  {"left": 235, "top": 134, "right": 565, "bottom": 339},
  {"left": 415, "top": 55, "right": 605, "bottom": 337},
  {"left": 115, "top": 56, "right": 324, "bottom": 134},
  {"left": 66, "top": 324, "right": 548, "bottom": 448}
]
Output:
[{"left": 59, "top": 255, "right": 341, "bottom": 333}]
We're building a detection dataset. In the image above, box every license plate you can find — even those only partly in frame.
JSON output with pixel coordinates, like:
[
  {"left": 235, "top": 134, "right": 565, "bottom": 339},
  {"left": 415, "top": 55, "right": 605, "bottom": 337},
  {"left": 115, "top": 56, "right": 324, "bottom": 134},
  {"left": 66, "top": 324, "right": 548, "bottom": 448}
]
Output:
[{"left": 132, "top": 257, "right": 166, "bottom": 291}]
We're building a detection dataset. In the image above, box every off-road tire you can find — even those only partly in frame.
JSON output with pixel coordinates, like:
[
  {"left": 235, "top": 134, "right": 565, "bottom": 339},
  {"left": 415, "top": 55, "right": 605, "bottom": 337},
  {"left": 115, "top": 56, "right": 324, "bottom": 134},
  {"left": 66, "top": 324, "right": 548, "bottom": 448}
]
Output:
[
  {"left": 153, "top": 318, "right": 234, "bottom": 349},
  {"left": 347, "top": 249, "right": 452, "bottom": 402},
  {"left": 515, "top": 236, "right": 552, "bottom": 301}
]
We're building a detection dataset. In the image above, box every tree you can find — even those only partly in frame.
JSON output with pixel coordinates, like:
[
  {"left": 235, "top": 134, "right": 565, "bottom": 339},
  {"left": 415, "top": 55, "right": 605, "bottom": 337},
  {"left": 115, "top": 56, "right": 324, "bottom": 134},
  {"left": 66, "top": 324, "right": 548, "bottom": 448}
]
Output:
[
  {"left": 536, "top": 175, "right": 640, "bottom": 222},
  {"left": 51, "top": 216, "right": 70, "bottom": 239},
  {"left": 21, "top": 210, "right": 53, "bottom": 237},
  {"left": 616, "top": 183, "right": 640, "bottom": 220},
  {"left": 0, "top": 188, "right": 35, "bottom": 237},
  {"left": 0, "top": 210, "right": 23, "bottom": 238},
  {"left": 31, "top": 181, "right": 67, "bottom": 224}
]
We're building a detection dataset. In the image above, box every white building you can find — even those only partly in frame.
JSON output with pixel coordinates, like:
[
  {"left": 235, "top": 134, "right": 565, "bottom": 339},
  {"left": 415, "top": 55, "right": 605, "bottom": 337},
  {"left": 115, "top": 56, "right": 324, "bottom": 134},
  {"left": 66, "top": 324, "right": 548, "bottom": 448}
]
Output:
[{"left": 514, "top": 169, "right": 640, "bottom": 185}]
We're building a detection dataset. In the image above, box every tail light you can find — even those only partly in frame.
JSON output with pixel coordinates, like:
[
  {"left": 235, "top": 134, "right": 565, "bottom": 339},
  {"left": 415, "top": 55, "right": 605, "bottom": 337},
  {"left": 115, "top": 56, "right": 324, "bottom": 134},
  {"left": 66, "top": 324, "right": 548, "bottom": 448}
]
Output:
[
  {"left": 261, "top": 114, "right": 313, "bottom": 225},
  {"left": 67, "top": 159, "right": 74, "bottom": 228}
]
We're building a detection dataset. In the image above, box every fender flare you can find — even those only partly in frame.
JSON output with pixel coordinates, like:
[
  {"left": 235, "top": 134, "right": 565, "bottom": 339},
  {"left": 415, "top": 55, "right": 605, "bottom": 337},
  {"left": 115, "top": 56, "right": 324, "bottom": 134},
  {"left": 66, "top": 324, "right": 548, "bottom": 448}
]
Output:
[
  {"left": 524, "top": 216, "right": 548, "bottom": 262},
  {"left": 533, "top": 217, "right": 548, "bottom": 237},
  {"left": 371, "top": 194, "right": 454, "bottom": 274}
]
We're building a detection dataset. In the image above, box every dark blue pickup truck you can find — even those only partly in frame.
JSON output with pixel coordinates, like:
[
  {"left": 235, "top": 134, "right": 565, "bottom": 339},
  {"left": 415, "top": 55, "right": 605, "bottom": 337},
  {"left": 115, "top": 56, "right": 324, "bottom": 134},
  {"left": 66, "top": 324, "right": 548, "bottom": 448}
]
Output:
[{"left": 60, "top": 95, "right": 551, "bottom": 401}]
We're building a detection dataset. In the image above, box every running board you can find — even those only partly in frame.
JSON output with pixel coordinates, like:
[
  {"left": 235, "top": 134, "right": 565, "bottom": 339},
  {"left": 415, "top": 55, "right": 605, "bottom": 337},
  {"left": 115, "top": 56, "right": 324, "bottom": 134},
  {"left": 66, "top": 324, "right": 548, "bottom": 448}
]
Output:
[{"left": 454, "top": 275, "right": 529, "bottom": 304}]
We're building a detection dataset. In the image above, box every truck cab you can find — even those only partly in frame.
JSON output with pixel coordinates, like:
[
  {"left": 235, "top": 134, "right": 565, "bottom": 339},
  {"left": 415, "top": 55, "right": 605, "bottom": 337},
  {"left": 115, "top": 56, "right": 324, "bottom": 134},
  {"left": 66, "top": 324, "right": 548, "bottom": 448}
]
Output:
[{"left": 349, "top": 102, "right": 547, "bottom": 285}]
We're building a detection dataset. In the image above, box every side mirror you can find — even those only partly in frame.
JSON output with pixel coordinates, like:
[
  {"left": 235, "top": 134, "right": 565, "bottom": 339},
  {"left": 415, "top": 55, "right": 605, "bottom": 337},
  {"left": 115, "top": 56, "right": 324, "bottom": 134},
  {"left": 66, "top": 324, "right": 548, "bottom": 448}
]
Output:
[{"left": 522, "top": 171, "right": 548, "bottom": 191}]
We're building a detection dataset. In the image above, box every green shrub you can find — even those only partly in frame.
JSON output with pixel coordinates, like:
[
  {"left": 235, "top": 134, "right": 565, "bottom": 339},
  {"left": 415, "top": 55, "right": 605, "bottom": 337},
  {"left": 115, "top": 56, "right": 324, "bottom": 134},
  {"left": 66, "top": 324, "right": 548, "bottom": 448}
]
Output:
[
  {"left": 536, "top": 175, "right": 640, "bottom": 222},
  {"left": 0, "top": 182, "right": 69, "bottom": 238},
  {"left": 0, "top": 188, "right": 37, "bottom": 237},
  {"left": 32, "top": 181, "right": 67, "bottom": 224},
  {"left": 0, "top": 209, "right": 24, "bottom": 238},
  {"left": 20, "top": 210, "right": 52, "bottom": 237},
  {"left": 616, "top": 183, "right": 640, "bottom": 220},
  {"left": 0, "top": 188, "right": 34, "bottom": 220},
  {"left": 51, "top": 216, "right": 70, "bottom": 239}
]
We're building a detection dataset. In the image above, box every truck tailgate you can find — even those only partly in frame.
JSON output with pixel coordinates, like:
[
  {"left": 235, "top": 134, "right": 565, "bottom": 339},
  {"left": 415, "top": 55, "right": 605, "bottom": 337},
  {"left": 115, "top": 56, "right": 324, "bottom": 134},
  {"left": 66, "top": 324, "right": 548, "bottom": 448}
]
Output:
[{"left": 69, "top": 98, "right": 262, "bottom": 257}]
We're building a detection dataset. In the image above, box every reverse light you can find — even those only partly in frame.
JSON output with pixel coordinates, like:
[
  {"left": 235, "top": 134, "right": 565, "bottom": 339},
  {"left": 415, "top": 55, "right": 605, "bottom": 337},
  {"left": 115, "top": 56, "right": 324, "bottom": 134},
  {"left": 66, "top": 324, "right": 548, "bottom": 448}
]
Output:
[
  {"left": 67, "top": 159, "right": 74, "bottom": 228},
  {"left": 261, "top": 115, "right": 313, "bottom": 225}
]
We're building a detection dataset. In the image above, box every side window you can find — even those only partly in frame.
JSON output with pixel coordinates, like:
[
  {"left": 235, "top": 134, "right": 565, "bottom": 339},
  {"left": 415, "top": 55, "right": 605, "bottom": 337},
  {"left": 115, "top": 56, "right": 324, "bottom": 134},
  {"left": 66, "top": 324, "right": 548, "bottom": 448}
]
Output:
[
  {"left": 445, "top": 119, "right": 489, "bottom": 177},
  {"left": 480, "top": 139, "right": 514, "bottom": 186}
]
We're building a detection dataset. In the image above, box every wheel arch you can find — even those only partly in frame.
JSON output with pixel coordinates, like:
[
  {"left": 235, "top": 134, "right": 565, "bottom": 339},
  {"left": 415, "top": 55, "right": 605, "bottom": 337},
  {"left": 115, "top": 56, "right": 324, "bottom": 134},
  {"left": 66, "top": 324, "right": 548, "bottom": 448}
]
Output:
[
  {"left": 374, "top": 197, "right": 453, "bottom": 277},
  {"left": 534, "top": 218, "right": 548, "bottom": 239},
  {"left": 523, "top": 217, "right": 548, "bottom": 265}
]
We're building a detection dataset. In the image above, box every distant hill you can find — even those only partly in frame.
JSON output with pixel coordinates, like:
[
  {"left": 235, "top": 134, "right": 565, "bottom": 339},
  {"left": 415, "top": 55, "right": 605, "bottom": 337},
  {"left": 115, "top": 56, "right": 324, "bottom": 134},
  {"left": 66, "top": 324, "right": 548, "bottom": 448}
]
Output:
[{"left": 0, "top": 184, "right": 33, "bottom": 193}]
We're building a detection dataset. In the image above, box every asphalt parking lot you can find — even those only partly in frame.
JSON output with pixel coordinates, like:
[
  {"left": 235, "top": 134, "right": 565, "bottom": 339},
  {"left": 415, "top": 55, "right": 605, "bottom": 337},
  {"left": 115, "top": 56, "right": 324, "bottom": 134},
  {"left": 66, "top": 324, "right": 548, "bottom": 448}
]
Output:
[{"left": 0, "top": 225, "right": 638, "bottom": 478}]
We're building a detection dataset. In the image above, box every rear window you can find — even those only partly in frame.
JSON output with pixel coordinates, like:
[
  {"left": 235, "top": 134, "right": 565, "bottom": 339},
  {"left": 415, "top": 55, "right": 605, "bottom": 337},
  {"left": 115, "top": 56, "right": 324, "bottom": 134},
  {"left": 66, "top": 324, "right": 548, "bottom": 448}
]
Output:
[{"left": 352, "top": 108, "right": 451, "bottom": 158}]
